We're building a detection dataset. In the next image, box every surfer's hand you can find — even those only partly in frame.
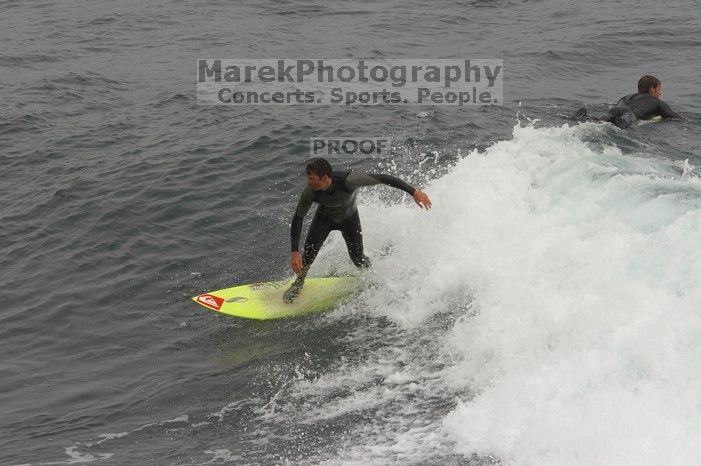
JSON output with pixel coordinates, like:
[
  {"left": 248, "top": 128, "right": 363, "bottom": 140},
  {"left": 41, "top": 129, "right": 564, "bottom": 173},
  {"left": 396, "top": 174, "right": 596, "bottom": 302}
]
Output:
[
  {"left": 291, "top": 251, "right": 303, "bottom": 274},
  {"left": 413, "top": 190, "right": 432, "bottom": 209}
]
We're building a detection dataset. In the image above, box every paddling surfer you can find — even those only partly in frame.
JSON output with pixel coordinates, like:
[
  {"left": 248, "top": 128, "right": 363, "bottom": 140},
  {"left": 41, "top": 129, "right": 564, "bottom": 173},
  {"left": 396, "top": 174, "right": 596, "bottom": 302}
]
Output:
[{"left": 574, "top": 75, "right": 682, "bottom": 128}]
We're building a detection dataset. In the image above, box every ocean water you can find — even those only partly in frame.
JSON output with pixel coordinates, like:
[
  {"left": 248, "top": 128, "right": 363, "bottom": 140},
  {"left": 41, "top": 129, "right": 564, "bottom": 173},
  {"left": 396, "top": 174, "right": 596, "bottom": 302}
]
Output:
[{"left": 1, "top": 0, "right": 700, "bottom": 464}]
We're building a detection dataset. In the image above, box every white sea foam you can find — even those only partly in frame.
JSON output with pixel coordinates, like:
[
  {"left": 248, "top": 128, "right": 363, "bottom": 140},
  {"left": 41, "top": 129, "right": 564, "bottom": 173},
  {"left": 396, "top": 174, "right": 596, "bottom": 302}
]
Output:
[{"left": 314, "top": 122, "right": 701, "bottom": 465}]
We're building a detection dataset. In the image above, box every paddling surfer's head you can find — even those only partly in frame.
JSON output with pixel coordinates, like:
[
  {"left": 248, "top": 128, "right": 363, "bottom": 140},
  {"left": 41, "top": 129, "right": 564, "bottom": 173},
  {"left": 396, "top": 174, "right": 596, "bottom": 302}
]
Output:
[
  {"left": 306, "top": 158, "right": 333, "bottom": 191},
  {"left": 638, "top": 75, "right": 662, "bottom": 98}
]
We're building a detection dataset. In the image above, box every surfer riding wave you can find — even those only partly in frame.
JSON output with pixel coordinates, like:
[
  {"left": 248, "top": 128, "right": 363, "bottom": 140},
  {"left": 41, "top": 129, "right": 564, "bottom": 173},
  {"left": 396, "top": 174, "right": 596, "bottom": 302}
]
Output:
[{"left": 284, "top": 158, "right": 432, "bottom": 303}]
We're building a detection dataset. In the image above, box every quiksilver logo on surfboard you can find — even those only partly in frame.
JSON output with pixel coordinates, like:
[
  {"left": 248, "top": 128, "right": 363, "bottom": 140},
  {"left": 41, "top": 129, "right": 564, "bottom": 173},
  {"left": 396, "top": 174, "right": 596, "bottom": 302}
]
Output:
[{"left": 197, "top": 294, "right": 224, "bottom": 310}]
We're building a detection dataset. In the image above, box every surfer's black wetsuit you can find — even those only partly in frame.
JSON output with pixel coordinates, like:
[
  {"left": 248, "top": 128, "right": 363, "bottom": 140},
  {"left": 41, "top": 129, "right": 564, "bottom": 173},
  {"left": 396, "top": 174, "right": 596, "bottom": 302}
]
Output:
[
  {"left": 291, "top": 170, "right": 416, "bottom": 268},
  {"left": 605, "top": 92, "right": 682, "bottom": 128},
  {"left": 575, "top": 91, "right": 681, "bottom": 129}
]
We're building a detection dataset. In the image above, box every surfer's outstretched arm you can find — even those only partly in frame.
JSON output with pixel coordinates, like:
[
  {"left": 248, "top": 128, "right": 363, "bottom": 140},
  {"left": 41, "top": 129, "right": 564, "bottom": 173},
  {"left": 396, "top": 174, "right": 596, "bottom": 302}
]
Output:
[{"left": 345, "top": 172, "right": 432, "bottom": 209}]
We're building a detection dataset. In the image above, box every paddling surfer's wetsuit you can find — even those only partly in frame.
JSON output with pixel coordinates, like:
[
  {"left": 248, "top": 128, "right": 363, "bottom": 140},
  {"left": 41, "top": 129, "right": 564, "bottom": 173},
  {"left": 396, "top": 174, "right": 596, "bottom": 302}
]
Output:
[
  {"left": 284, "top": 170, "right": 416, "bottom": 302},
  {"left": 575, "top": 91, "right": 682, "bottom": 129}
]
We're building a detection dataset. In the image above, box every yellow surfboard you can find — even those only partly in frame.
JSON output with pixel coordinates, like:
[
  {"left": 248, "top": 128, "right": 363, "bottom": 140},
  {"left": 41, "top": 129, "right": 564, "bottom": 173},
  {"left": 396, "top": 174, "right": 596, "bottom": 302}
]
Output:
[
  {"left": 192, "top": 276, "right": 360, "bottom": 320},
  {"left": 638, "top": 115, "right": 663, "bottom": 125}
]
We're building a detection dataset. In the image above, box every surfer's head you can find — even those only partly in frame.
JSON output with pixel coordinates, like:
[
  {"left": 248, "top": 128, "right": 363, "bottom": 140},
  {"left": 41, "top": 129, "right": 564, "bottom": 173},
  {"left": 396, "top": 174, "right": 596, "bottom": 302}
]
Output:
[
  {"left": 306, "top": 158, "right": 333, "bottom": 191},
  {"left": 638, "top": 75, "right": 662, "bottom": 97}
]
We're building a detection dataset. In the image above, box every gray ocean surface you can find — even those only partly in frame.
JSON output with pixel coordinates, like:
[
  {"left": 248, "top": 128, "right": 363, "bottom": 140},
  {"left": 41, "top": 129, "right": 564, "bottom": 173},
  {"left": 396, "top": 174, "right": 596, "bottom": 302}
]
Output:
[{"left": 2, "top": 0, "right": 701, "bottom": 464}]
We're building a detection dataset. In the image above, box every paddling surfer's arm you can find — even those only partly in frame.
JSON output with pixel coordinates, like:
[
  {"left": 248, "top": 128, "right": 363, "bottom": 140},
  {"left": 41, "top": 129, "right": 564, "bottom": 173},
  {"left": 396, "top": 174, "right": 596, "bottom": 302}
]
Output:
[
  {"left": 345, "top": 172, "right": 433, "bottom": 209},
  {"left": 290, "top": 187, "right": 314, "bottom": 274},
  {"left": 658, "top": 100, "right": 682, "bottom": 119}
]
